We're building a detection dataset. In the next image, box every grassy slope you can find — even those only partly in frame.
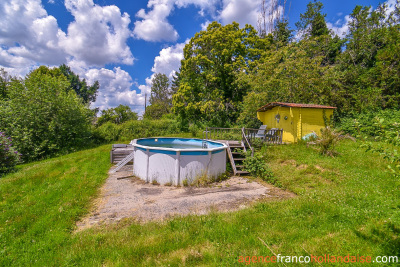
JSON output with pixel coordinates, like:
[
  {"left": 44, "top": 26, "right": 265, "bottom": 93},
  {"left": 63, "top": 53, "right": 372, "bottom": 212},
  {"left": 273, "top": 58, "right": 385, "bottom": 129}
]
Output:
[
  {"left": 0, "top": 145, "right": 111, "bottom": 266},
  {"left": 1, "top": 141, "right": 399, "bottom": 266}
]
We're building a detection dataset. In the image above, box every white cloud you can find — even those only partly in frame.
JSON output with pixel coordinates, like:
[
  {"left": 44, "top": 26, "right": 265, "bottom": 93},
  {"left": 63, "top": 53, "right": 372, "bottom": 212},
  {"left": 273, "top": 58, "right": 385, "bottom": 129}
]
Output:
[
  {"left": 62, "top": 0, "right": 134, "bottom": 66},
  {"left": 137, "top": 41, "right": 186, "bottom": 108},
  {"left": 201, "top": 20, "right": 211, "bottom": 30},
  {"left": 85, "top": 67, "right": 146, "bottom": 114},
  {"left": 219, "top": 0, "right": 259, "bottom": 27},
  {"left": 327, "top": 0, "right": 397, "bottom": 38},
  {"left": 0, "top": 0, "right": 67, "bottom": 68},
  {"left": 0, "top": 0, "right": 134, "bottom": 76},
  {"left": 327, "top": 15, "right": 351, "bottom": 37},
  {"left": 152, "top": 42, "right": 185, "bottom": 79},
  {"left": 385, "top": 0, "right": 398, "bottom": 17},
  {"left": 0, "top": 47, "right": 33, "bottom": 69},
  {"left": 133, "top": 0, "right": 217, "bottom": 42},
  {"left": 133, "top": 0, "right": 178, "bottom": 42}
]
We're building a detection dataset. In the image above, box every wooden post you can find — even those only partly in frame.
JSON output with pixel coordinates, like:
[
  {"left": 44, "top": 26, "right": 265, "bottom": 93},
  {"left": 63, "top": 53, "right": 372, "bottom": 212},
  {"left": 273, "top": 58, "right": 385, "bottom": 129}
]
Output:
[{"left": 144, "top": 93, "right": 147, "bottom": 113}]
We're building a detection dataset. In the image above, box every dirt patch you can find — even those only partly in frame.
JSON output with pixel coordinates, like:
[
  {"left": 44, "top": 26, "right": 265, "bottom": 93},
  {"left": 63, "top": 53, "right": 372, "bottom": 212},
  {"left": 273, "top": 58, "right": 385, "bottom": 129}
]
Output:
[
  {"left": 279, "top": 159, "right": 297, "bottom": 166},
  {"left": 77, "top": 165, "right": 293, "bottom": 230},
  {"left": 297, "top": 164, "right": 308, "bottom": 170},
  {"left": 315, "top": 165, "right": 326, "bottom": 172}
]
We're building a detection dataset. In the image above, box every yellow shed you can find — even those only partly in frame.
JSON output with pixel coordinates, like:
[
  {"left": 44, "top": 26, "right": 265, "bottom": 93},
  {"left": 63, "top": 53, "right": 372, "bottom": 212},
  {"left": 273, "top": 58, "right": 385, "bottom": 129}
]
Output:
[{"left": 257, "top": 102, "right": 336, "bottom": 143}]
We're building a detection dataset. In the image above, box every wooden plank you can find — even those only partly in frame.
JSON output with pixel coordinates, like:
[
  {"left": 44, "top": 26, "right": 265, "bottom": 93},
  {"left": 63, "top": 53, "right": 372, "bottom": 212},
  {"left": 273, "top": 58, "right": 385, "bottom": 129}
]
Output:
[
  {"left": 226, "top": 144, "right": 238, "bottom": 175},
  {"left": 111, "top": 145, "right": 135, "bottom": 163}
]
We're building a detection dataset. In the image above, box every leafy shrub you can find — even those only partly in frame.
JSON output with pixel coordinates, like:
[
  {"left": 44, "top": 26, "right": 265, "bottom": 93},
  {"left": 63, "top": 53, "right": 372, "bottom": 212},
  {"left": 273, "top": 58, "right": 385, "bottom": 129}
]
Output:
[
  {"left": 93, "top": 118, "right": 182, "bottom": 142},
  {"left": 362, "top": 121, "right": 400, "bottom": 177},
  {"left": 0, "top": 132, "right": 20, "bottom": 175},
  {"left": 340, "top": 110, "right": 400, "bottom": 176},
  {"left": 97, "top": 105, "right": 138, "bottom": 126},
  {"left": 120, "top": 119, "right": 181, "bottom": 141},
  {"left": 250, "top": 138, "right": 264, "bottom": 149},
  {"left": 93, "top": 122, "right": 121, "bottom": 142},
  {"left": 188, "top": 123, "right": 200, "bottom": 137},
  {"left": 0, "top": 68, "right": 93, "bottom": 161},
  {"left": 307, "top": 126, "right": 355, "bottom": 156},
  {"left": 339, "top": 109, "right": 400, "bottom": 137},
  {"left": 244, "top": 152, "right": 276, "bottom": 184}
]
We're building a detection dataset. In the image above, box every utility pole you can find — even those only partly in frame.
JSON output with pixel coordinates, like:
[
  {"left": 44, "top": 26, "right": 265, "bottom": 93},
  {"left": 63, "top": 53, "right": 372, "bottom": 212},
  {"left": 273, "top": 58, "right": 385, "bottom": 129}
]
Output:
[{"left": 144, "top": 92, "right": 147, "bottom": 113}]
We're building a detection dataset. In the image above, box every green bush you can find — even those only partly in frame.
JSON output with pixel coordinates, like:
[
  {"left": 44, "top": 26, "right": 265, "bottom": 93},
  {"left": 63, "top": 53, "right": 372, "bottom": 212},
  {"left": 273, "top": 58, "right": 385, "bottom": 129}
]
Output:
[
  {"left": 0, "top": 68, "right": 93, "bottom": 161},
  {"left": 188, "top": 123, "right": 200, "bottom": 137},
  {"left": 339, "top": 109, "right": 400, "bottom": 137},
  {"left": 93, "top": 118, "right": 183, "bottom": 142},
  {"left": 97, "top": 104, "right": 138, "bottom": 126},
  {"left": 93, "top": 122, "right": 121, "bottom": 142},
  {"left": 244, "top": 152, "right": 276, "bottom": 184},
  {"left": 0, "top": 132, "right": 20, "bottom": 175},
  {"left": 361, "top": 121, "right": 400, "bottom": 177},
  {"left": 307, "top": 126, "right": 355, "bottom": 157}
]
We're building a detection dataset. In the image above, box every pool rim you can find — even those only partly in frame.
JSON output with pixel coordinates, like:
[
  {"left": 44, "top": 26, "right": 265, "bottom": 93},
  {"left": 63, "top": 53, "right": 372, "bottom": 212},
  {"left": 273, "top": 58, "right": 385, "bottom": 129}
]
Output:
[{"left": 130, "top": 137, "right": 228, "bottom": 153}]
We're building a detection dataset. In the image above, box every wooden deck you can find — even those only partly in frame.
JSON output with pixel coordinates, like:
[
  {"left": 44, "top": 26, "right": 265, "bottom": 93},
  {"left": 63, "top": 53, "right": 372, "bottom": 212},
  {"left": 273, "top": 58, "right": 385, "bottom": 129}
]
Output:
[{"left": 110, "top": 144, "right": 133, "bottom": 164}]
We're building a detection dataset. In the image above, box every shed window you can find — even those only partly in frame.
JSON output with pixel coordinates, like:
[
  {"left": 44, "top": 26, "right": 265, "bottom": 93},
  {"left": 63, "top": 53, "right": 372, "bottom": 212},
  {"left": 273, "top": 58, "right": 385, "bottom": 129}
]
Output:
[{"left": 275, "top": 114, "right": 280, "bottom": 123}]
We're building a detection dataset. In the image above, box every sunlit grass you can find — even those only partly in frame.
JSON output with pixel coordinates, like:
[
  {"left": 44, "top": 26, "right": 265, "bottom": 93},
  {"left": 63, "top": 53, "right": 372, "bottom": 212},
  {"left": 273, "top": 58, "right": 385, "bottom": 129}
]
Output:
[{"left": 1, "top": 140, "right": 399, "bottom": 266}]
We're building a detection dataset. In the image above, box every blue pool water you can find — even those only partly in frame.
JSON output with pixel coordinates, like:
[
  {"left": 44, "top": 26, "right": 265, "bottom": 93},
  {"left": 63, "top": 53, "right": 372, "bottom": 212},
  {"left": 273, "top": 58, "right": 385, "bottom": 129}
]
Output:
[{"left": 136, "top": 138, "right": 224, "bottom": 149}]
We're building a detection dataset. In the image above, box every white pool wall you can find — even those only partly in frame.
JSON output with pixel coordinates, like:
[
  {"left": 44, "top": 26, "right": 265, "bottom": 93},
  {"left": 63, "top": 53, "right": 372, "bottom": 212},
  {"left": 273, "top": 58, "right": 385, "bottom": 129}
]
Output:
[{"left": 131, "top": 138, "right": 227, "bottom": 185}]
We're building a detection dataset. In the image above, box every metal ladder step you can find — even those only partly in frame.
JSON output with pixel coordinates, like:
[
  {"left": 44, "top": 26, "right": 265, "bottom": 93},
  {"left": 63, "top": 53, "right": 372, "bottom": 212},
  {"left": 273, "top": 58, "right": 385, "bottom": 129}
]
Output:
[{"left": 110, "top": 151, "right": 135, "bottom": 173}]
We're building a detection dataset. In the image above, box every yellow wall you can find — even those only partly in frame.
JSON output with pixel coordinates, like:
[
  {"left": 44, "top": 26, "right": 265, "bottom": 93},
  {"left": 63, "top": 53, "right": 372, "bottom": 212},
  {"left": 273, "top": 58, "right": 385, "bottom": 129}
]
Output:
[{"left": 257, "top": 107, "right": 334, "bottom": 143}]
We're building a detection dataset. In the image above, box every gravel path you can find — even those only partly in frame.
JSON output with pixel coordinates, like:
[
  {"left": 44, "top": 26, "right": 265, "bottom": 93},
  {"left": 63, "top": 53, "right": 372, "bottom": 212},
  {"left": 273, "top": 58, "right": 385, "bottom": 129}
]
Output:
[{"left": 77, "top": 165, "right": 293, "bottom": 230}]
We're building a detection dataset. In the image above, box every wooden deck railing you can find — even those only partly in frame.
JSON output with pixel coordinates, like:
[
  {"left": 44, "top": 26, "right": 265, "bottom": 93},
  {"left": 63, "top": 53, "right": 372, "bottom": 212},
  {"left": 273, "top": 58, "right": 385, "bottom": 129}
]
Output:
[
  {"left": 203, "top": 127, "right": 283, "bottom": 144},
  {"left": 264, "top": 128, "right": 283, "bottom": 144},
  {"left": 241, "top": 128, "right": 254, "bottom": 157}
]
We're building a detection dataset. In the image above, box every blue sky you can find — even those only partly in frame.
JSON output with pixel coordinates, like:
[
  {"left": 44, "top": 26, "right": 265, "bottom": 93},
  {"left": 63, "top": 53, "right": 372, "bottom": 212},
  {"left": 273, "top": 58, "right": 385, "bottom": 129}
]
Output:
[{"left": 0, "top": 0, "right": 394, "bottom": 115}]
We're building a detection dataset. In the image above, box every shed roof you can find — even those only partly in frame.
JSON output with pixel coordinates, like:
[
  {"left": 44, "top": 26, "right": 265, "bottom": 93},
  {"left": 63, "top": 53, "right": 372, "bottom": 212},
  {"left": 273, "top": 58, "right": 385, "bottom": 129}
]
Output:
[{"left": 257, "top": 102, "right": 337, "bottom": 112}]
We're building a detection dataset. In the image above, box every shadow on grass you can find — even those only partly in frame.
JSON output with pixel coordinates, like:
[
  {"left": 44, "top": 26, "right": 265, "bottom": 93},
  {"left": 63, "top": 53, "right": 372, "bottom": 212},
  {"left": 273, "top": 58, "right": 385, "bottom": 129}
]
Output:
[{"left": 353, "top": 220, "right": 400, "bottom": 258}]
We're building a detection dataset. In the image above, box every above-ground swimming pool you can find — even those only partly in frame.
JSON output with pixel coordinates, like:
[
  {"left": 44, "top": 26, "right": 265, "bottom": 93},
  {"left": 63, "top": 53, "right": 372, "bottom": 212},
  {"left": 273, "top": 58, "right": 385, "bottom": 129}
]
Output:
[{"left": 130, "top": 138, "right": 227, "bottom": 185}]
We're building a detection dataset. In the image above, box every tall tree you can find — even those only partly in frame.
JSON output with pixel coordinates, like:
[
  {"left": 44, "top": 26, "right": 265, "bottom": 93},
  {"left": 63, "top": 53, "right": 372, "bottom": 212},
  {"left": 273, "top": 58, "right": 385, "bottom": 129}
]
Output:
[
  {"left": 170, "top": 71, "right": 180, "bottom": 96},
  {"left": 0, "top": 68, "right": 11, "bottom": 100},
  {"left": 149, "top": 73, "right": 170, "bottom": 106},
  {"left": 237, "top": 39, "right": 338, "bottom": 126},
  {"left": 144, "top": 73, "right": 172, "bottom": 119},
  {"left": 295, "top": 1, "right": 343, "bottom": 65},
  {"left": 335, "top": 2, "right": 400, "bottom": 113},
  {"left": 173, "top": 22, "right": 267, "bottom": 126},
  {"left": 273, "top": 19, "right": 293, "bottom": 47},
  {"left": 59, "top": 64, "right": 99, "bottom": 104},
  {"left": 296, "top": 0, "right": 330, "bottom": 38}
]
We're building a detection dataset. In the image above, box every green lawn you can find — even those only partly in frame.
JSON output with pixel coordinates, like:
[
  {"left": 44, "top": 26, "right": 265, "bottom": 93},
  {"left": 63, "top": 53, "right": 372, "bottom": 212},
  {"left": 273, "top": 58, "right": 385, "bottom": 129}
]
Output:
[{"left": 0, "top": 141, "right": 399, "bottom": 266}]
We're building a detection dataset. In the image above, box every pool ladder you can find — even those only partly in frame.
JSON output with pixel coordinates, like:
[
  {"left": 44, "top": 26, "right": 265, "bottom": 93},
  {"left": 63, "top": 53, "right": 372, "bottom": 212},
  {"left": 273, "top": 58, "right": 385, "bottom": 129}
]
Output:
[
  {"left": 111, "top": 151, "right": 135, "bottom": 173},
  {"left": 202, "top": 140, "right": 208, "bottom": 148}
]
